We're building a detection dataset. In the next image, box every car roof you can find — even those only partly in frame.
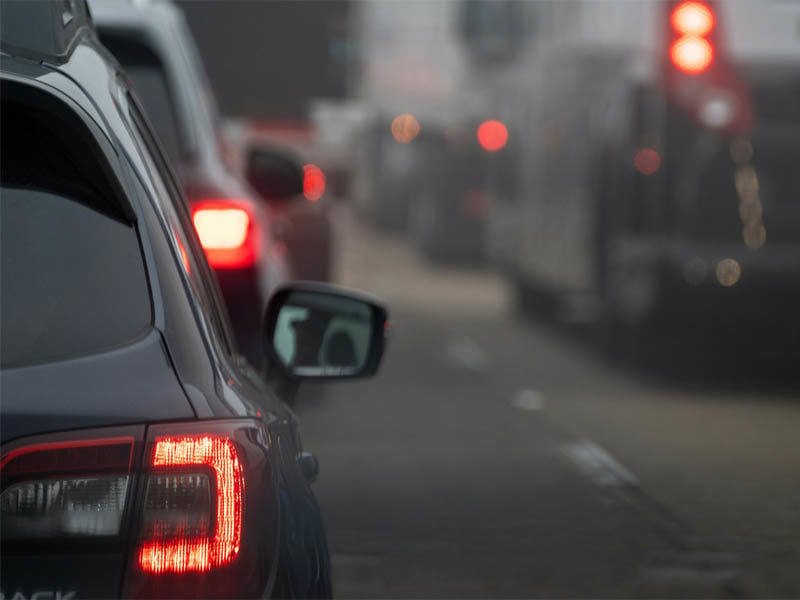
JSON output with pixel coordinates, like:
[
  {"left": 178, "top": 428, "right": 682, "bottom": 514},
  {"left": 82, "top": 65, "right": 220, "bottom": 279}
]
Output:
[
  {"left": 89, "top": 0, "right": 219, "bottom": 164},
  {"left": 0, "top": 2, "right": 205, "bottom": 440},
  {"left": 0, "top": 0, "right": 94, "bottom": 64}
]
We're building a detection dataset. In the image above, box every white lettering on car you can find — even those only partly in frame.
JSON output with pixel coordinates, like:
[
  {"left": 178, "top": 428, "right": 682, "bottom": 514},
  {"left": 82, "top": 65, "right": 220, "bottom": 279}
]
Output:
[{"left": 0, "top": 591, "right": 77, "bottom": 600}]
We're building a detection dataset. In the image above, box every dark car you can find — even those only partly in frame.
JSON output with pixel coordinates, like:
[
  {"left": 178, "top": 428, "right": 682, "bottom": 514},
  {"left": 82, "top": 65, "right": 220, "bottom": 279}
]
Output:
[
  {"left": 355, "top": 113, "right": 513, "bottom": 263},
  {"left": 406, "top": 120, "right": 516, "bottom": 263},
  {"left": 225, "top": 120, "right": 334, "bottom": 283},
  {"left": 0, "top": 3, "right": 387, "bottom": 598},
  {"left": 89, "top": 0, "right": 298, "bottom": 368}
]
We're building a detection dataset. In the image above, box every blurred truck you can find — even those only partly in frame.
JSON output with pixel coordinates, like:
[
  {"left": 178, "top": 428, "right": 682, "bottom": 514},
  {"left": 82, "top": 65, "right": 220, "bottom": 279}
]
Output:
[{"left": 483, "top": 0, "right": 800, "bottom": 352}]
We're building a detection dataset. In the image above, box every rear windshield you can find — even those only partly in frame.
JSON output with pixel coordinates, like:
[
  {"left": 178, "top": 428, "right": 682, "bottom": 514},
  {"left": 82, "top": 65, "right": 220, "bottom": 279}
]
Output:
[
  {"left": 0, "top": 98, "right": 152, "bottom": 367},
  {"left": 100, "top": 32, "right": 184, "bottom": 163}
]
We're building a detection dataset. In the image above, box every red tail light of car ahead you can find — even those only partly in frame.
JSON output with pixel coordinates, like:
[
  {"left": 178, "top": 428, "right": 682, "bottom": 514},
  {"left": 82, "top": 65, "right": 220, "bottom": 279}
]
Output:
[
  {"left": 303, "top": 164, "right": 326, "bottom": 202},
  {"left": 192, "top": 200, "right": 260, "bottom": 269},
  {"left": 1, "top": 421, "right": 278, "bottom": 599}
]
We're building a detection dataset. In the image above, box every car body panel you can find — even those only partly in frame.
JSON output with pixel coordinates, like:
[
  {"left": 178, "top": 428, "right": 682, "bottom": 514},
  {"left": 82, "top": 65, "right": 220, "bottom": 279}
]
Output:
[
  {"left": 0, "top": 331, "right": 193, "bottom": 445},
  {"left": 90, "top": 0, "right": 291, "bottom": 368},
  {"left": 1, "top": 13, "right": 330, "bottom": 597}
]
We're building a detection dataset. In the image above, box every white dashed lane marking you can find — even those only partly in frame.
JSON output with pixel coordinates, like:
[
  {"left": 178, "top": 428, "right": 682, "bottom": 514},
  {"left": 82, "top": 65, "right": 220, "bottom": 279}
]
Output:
[
  {"left": 510, "top": 389, "right": 546, "bottom": 411},
  {"left": 442, "top": 336, "right": 491, "bottom": 372},
  {"left": 561, "top": 440, "right": 639, "bottom": 487}
]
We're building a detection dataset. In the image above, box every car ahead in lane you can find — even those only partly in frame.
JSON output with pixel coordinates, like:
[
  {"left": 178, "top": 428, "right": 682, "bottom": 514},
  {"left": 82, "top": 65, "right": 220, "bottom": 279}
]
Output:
[
  {"left": 0, "top": 3, "right": 387, "bottom": 598},
  {"left": 225, "top": 120, "right": 334, "bottom": 283},
  {"left": 405, "top": 119, "right": 517, "bottom": 263},
  {"left": 89, "top": 0, "right": 299, "bottom": 368}
]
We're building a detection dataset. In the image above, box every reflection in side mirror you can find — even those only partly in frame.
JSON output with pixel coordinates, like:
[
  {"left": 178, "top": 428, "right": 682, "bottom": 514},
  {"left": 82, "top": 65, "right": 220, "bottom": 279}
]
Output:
[
  {"left": 245, "top": 147, "right": 304, "bottom": 201},
  {"left": 264, "top": 283, "right": 388, "bottom": 381}
]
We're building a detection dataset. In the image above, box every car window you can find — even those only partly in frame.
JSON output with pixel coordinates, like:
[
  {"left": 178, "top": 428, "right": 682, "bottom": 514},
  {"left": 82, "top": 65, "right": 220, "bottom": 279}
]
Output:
[
  {"left": 100, "top": 32, "right": 184, "bottom": 163},
  {"left": 125, "top": 95, "right": 239, "bottom": 358},
  {"left": 0, "top": 187, "right": 151, "bottom": 367},
  {"left": 0, "top": 94, "right": 152, "bottom": 368}
]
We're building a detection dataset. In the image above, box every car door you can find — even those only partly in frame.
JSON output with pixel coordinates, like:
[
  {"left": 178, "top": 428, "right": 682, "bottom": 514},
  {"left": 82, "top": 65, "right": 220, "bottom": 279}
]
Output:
[{"left": 126, "top": 94, "right": 331, "bottom": 595}]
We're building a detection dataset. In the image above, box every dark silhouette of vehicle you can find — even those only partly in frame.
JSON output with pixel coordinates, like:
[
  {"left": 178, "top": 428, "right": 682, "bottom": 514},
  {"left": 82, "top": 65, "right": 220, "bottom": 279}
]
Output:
[
  {"left": 0, "top": 4, "right": 388, "bottom": 597},
  {"left": 486, "top": 1, "right": 800, "bottom": 353},
  {"left": 90, "top": 0, "right": 301, "bottom": 368}
]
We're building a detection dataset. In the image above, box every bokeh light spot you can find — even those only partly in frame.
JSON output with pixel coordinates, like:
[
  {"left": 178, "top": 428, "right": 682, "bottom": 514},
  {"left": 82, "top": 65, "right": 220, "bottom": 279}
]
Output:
[
  {"left": 391, "top": 113, "right": 420, "bottom": 144},
  {"left": 742, "top": 223, "right": 767, "bottom": 250},
  {"left": 634, "top": 148, "right": 661, "bottom": 176},
  {"left": 303, "top": 164, "right": 326, "bottom": 202},
  {"left": 477, "top": 120, "right": 508, "bottom": 152},
  {"left": 671, "top": 1, "right": 715, "bottom": 36},
  {"left": 715, "top": 258, "right": 742, "bottom": 287},
  {"left": 670, "top": 36, "right": 714, "bottom": 74}
]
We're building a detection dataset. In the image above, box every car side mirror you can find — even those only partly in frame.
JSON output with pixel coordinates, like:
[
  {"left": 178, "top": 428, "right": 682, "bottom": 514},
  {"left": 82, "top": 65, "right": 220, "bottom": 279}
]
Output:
[
  {"left": 263, "top": 282, "right": 388, "bottom": 381},
  {"left": 245, "top": 147, "right": 304, "bottom": 201}
]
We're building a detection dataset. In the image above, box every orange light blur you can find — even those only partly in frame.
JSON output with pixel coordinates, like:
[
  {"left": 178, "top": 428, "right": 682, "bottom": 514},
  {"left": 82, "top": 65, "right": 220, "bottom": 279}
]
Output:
[
  {"left": 192, "top": 201, "right": 257, "bottom": 269},
  {"left": 634, "top": 148, "right": 661, "bottom": 176},
  {"left": 391, "top": 113, "right": 420, "bottom": 144},
  {"left": 138, "top": 436, "right": 245, "bottom": 574},
  {"left": 175, "top": 233, "right": 190, "bottom": 273},
  {"left": 671, "top": 1, "right": 715, "bottom": 36},
  {"left": 715, "top": 258, "right": 741, "bottom": 287},
  {"left": 477, "top": 120, "right": 508, "bottom": 152},
  {"left": 303, "top": 164, "right": 326, "bottom": 202},
  {"left": 670, "top": 36, "right": 714, "bottom": 74}
]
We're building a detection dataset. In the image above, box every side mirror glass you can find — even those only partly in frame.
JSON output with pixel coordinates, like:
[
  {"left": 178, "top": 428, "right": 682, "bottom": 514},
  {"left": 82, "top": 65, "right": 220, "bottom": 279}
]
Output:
[
  {"left": 245, "top": 147, "right": 304, "bottom": 201},
  {"left": 264, "top": 283, "right": 388, "bottom": 380}
]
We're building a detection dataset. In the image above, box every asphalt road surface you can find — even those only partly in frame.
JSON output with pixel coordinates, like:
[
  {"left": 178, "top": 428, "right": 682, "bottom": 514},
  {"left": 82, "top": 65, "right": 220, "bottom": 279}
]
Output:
[{"left": 296, "top": 207, "right": 800, "bottom": 598}]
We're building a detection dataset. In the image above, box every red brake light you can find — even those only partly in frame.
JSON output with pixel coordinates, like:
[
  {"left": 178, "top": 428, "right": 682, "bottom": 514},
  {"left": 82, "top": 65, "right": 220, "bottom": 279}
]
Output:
[
  {"left": 193, "top": 207, "right": 250, "bottom": 249},
  {"left": 669, "top": 2, "right": 715, "bottom": 74},
  {"left": 477, "top": 120, "right": 508, "bottom": 152},
  {"left": 3, "top": 422, "right": 275, "bottom": 598},
  {"left": 303, "top": 164, "right": 326, "bottom": 202},
  {"left": 137, "top": 435, "right": 244, "bottom": 574},
  {"left": 191, "top": 200, "right": 259, "bottom": 269},
  {"left": 671, "top": 1, "right": 715, "bottom": 36}
]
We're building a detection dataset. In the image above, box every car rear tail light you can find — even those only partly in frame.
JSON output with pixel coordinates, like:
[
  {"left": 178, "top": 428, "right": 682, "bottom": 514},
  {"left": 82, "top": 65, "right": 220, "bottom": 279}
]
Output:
[
  {"left": 123, "top": 421, "right": 278, "bottom": 599},
  {"left": 0, "top": 437, "right": 135, "bottom": 539},
  {"left": 193, "top": 208, "right": 250, "bottom": 249},
  {"left": 303, "top": 164, "right": 326, "bottom": 202},
  {"left": 136, "top": 435, "right": 244, "bottom": 574},
  {"left": 2, "top": 476, "right": 130, "bottom": 538},
  {"left": 191, "top": 200, "right": 260, "bottom": 269},
  {"left": 1, "top": 422, "right": 277, "bottom": 598}
]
